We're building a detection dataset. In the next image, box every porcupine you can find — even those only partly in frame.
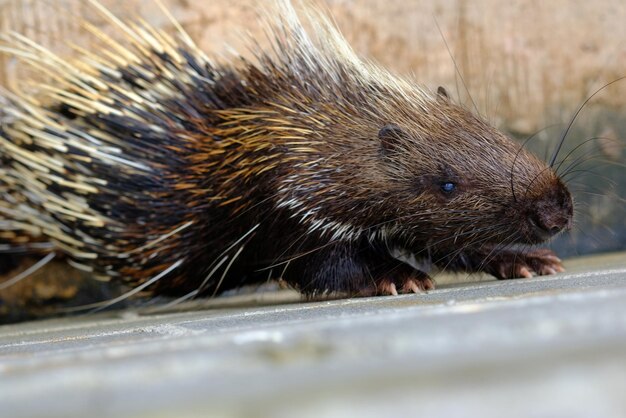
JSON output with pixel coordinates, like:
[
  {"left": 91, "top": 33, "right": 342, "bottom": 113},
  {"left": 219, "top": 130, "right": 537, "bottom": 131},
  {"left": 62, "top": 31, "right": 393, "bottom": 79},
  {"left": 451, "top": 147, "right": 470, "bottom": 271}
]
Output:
[{"left": 0, "top": 0, "right": 572, "bottom": 301}]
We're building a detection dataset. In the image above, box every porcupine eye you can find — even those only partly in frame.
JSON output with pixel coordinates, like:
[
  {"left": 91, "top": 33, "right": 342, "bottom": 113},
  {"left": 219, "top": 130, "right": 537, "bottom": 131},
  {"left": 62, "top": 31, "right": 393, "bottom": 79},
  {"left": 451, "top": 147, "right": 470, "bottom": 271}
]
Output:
[
  {"left": 435, "top": 164, "right": 459, "bottom": 197},
  {"left": 440, "top": 182, "right": 456, "bottom": 193}
]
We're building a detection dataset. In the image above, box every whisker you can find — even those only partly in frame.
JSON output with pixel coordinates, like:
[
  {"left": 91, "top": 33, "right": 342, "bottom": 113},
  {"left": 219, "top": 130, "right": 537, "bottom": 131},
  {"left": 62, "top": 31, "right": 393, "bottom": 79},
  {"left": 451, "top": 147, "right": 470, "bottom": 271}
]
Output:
[
  {"left": 0, "top": 252, "right": 55, "bottom": 290},
  {"left": 433, "top": 17, "right": 480, "bottom": 115},
  {"left": 549, "top": 76, "right": 626, "bottom": 167},
  {"left": 211, "top": 244, "right": 246, "bottom": 297},
  {"left": 60, "top": 259, "right": 185, "bottom": 314}
]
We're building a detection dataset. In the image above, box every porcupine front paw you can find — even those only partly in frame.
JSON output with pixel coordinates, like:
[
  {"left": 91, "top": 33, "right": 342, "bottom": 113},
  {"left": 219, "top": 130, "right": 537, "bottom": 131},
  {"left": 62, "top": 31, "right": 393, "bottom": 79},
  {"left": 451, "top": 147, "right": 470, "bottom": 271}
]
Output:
[
  {"left": 485, "top": 248, "right": 565, "bottom": 279},
  {"left": 359, "top": 264, "right": 435, "bottom": 296},
  {"left": 287, "top": 243, "right": 435, "bottom": 297}
]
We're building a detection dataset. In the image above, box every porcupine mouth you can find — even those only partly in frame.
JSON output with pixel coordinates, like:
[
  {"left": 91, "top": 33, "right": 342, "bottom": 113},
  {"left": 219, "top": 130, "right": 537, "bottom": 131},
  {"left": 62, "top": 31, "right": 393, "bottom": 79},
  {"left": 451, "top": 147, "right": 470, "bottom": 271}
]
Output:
[{"left": 526, "top": 218, "right": 556, "bottom": 243}]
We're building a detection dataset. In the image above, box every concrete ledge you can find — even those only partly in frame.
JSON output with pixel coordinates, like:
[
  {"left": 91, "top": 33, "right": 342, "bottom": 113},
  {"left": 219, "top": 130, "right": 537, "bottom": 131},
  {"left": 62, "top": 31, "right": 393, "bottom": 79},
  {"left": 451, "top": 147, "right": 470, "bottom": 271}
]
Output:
[{"left": 0, "top": 252, "right": 625, "bottom": 418}]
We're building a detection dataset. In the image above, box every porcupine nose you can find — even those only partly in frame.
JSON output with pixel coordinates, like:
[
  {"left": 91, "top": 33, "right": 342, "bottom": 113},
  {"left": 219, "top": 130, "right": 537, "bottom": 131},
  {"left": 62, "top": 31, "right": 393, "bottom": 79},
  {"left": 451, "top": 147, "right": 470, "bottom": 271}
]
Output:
[
  {"left": 531, "top": 213, "right": 565, "bottom": 237},
  {"left": 528, "top": 184, "right": 573, "bottom": 241}
]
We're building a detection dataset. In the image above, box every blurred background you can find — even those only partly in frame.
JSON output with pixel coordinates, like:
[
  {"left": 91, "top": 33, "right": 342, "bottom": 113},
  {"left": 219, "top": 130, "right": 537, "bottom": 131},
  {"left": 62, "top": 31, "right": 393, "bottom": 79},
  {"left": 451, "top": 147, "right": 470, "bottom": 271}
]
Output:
[{"left": 0, "top": 0, "right": 624, "bottom": 319}]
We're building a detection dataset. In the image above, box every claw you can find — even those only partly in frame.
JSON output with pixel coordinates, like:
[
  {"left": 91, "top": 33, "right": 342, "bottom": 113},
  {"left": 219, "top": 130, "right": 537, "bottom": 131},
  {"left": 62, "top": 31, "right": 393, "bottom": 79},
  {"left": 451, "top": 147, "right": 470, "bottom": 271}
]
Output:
[
  {"left": 542, "top": 255, "right": 562, "bottom": 263},
  {"left": 486, "top": 248, "right": 565, "bottom": 280},
  {"left": 406, "top": 281, "right": 420, "bottom": 293},
  {"left": 374, "top": 271, "right": 435, "bottom": 296},
  {"left": 519, "top": 266, "right": 533, "bottom": 278},
  {"left": 388, "top": 282, "right": 398, "bottom": 296},
  {"left": 543, "top": 267, "right": 557, "bottom": 275},
  {"left": 422, "top": 277, "right": 436, "bottom": 291}
]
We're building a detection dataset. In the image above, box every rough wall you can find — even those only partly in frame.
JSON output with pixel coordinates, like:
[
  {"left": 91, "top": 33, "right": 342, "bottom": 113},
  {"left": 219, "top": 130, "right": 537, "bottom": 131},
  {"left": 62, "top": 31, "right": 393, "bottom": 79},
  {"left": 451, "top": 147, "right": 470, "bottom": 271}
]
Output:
[{"left": 2, "top": 0, "right": 624, "bottom": 133}]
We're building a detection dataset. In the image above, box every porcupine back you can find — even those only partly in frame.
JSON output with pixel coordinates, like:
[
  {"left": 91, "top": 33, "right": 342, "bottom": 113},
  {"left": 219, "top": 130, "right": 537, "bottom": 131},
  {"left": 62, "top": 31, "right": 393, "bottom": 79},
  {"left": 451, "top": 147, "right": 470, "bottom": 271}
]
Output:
[{"left": 0, "top": 1, "right": 572, "bottom": 298}]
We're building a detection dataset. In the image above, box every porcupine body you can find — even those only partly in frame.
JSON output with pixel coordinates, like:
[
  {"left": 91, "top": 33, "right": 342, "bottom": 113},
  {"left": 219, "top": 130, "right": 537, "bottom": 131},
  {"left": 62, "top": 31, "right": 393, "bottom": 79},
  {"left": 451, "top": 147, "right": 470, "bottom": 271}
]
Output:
[{"left": 0, "top": 1, "right": 572, "bottom": 299}]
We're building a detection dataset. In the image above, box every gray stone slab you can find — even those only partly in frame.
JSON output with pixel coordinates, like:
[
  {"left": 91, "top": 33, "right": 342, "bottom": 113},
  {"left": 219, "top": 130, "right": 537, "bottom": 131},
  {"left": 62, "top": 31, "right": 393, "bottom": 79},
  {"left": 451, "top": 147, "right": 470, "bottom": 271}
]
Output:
[{"left": 0, "top": 252, "right": 625, "bottom": 418}]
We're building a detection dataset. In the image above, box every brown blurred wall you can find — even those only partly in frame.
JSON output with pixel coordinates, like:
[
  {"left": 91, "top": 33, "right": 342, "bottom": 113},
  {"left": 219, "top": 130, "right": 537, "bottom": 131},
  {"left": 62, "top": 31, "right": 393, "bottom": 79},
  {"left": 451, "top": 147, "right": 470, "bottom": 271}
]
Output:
[{"left": 1, "top": 0, "right": 624, "bottom": 135}]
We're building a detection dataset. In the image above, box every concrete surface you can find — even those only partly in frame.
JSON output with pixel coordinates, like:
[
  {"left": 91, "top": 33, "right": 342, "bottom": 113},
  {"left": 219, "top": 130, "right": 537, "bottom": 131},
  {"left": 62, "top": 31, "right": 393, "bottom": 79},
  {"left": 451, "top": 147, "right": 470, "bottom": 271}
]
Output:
[{"left": 0, "top": 252, "right": 625, "bottom": 418}]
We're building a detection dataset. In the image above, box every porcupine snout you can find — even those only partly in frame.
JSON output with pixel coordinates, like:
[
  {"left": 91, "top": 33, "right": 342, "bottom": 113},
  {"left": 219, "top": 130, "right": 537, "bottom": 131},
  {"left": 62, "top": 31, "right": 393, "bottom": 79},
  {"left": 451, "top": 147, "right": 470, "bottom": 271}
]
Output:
[{"left": 526, "top": 179, "right": 573, "bottom": 242}]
